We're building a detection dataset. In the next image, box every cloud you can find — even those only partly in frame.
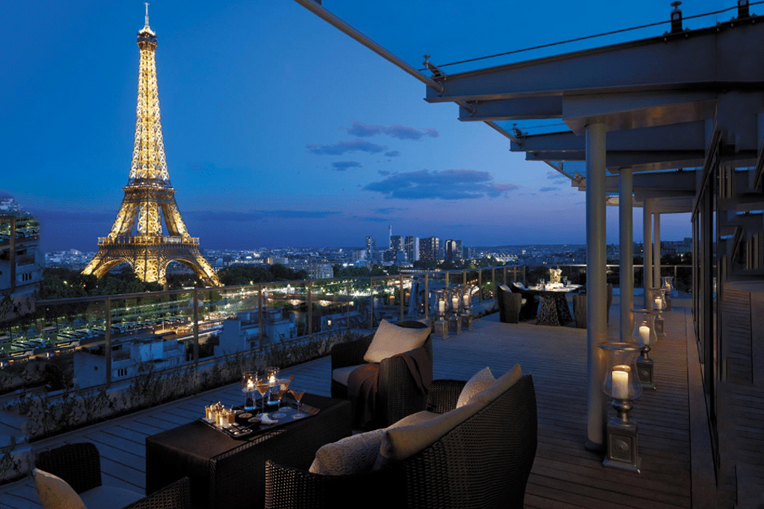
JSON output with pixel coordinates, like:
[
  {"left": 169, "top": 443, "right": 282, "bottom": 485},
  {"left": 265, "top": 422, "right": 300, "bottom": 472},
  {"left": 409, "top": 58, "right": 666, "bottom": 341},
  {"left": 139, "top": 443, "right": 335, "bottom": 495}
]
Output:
[
  {"left": 332, "top": 161, "right": 362, "bottom": 171},
  {"left": 307, "top": 139, "right": 387, "bottom": 155},
  {"left": 384, "top": 151, "right": 400, "bottom": 158},
  {"left": 539, "top": 186, "right": 559, "bottom": 192},
  {"left": 345, "top": 121, "right": 438, "bottom": 141},
  {"left": 364, "top": 169, "right": 519, "bottom": 200},
  {"left": 374, "top": 207, "right": 407, "bottom": 215}
]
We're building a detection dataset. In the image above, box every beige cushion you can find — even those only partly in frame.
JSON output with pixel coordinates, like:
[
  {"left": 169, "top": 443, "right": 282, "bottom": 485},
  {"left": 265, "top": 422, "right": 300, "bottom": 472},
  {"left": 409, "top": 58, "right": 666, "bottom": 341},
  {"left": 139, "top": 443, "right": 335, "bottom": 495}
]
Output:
[
  {"left": 456, "top": 367, "right": 495, "bottom": 408},
  {"left": 363, "top": 319, "right": 429, "bottom": 363},
  {"left": 33, "top": 468, "right": 86, "bottom": 509},
  {"left": 309, "top": 429, "right": 386, "bottom": 476},
  {"left": 388, "top": 410, "right": 440, "bottom": 429},
  {"left": 331, "top": 365, "right": 363, "bottom": 387},
  {"left": 472, "top": 364, "right": 522, "bottom": 406},
  {"left": 375, "top": 364, "right": 523, "bottom": 470}
]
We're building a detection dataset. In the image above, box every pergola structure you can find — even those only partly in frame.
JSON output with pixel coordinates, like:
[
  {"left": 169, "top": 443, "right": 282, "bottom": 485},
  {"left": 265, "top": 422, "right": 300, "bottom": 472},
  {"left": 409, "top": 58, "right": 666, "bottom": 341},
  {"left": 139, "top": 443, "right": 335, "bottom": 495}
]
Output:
[{"left": 297, "top": 0, "right": 764, "bottom": 500}]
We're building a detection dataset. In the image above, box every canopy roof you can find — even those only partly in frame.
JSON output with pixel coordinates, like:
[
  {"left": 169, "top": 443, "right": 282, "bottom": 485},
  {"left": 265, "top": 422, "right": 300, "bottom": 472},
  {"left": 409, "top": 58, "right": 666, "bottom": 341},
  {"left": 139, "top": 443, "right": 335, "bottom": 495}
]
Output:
[{"left": 297, "top": 0, "right": 764, "bottom": 212}]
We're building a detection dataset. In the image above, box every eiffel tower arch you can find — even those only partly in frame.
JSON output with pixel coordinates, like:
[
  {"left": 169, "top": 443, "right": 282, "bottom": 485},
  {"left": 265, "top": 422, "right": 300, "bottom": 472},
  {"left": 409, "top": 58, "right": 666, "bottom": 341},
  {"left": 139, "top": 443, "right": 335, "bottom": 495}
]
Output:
[{"left": 83, "top": 9, "right": 220, "bottom": 287}]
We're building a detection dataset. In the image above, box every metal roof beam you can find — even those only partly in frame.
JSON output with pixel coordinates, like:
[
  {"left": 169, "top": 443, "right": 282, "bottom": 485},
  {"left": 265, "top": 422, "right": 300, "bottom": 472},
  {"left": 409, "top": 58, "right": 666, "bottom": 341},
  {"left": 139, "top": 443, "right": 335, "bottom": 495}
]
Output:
[
  {"left": 459, "top": 97, "right": 563, "bottom": 122},
  {"left": 426, "top": 20, "right": 764, "bottom": 105}
]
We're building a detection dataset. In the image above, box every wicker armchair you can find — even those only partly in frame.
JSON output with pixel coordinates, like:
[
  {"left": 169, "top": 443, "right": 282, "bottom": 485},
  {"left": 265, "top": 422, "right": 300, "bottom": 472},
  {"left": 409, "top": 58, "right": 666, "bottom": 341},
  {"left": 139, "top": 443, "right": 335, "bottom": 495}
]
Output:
[
  {"left": 509, "top": 282, "right": 540, "bottom": 320},
  {"left": 331, "top": 320, "right": 432, "bottom": 428},
  {"left": 265, "top": 374, "right": 538, "bottom": 509},
  {"left": 35, "top": 442, "right": 190, "bottom": 509}
]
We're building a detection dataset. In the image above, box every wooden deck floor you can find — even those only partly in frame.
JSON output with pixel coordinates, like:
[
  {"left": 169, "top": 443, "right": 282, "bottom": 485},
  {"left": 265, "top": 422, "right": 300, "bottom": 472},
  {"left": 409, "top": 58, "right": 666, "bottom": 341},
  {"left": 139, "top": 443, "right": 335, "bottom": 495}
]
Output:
[{"left": 1, "top": 299, "right": 708, "bottom": 509}]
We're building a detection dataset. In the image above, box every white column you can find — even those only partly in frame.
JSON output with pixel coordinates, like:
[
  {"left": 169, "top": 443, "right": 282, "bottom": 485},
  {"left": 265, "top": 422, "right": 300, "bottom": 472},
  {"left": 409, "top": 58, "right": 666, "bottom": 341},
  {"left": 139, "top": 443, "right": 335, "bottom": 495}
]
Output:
[
  {"left": 619, "top": 168, "right": 634, "bottom": 341},
  {"left": 585, "top": 122, "right": 608, "bottom": 451},
  {"left": 653, "top": 212, "right": 662, "bottom": 289},
  {"left": 643, "top": 199, "right": 653, "bottom": 309}
]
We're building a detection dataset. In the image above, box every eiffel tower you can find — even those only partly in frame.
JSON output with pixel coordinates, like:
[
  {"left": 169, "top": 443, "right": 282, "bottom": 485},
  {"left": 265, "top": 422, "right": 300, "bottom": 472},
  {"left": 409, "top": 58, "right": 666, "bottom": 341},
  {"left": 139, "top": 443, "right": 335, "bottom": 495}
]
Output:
[{"left": 83, "top": 7, "right": 221, "bottom": 287}]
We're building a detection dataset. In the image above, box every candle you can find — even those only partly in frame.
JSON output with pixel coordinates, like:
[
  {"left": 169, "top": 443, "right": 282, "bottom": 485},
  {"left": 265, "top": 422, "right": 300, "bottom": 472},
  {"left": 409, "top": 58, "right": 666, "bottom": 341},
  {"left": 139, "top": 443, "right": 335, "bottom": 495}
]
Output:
[
  {"left": 438, "top": 300, "right": 445, "bottom": 314},
  {"left": 612, "top": 367, "right": 630, "bottom": 400},
  {"left": 639, "top": 324, "right": 650, "bottom": 345},
  {"left": 452, "top": 296, "right": 459, "bottom": 311},
  {"left": 246, "top": 380, "right": 254, "bottom": 391},
  {"left": 463, "top": 294, "right": 470, "bottom": 308},
  {"left": 654, "top": 297, "right": 663, "bottom": 310}
]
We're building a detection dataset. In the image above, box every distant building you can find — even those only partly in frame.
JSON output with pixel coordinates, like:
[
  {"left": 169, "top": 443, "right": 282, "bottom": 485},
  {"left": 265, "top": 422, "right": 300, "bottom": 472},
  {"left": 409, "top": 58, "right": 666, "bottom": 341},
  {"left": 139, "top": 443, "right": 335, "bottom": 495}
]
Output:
[
  {"left": 445, "top": 239, "right": 463, "bottom": 263},
  {"left": 419, "top": 237, "right": 440, "bottom": 262},
  {"left": 308, "top": 262, "right": 334, "bottom": 280},
  {"left": 365, "top": 236, "right": 376, "bottom": 261},
  {"left": 405, "top": 236, "right": 419, "bottom": 263},
  {"left": 73, "top": 334, "right": 185, "bottom": 388},
  {"left": 0, "top": 198, "right": 43, "bottom": 322}
]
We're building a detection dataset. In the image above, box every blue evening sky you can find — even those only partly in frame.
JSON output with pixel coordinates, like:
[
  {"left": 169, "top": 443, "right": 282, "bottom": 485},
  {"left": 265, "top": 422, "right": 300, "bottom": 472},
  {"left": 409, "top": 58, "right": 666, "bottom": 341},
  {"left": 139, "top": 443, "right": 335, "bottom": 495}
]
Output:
[{"left": 2, "top": 0, "right": 730, "bottom": 251}]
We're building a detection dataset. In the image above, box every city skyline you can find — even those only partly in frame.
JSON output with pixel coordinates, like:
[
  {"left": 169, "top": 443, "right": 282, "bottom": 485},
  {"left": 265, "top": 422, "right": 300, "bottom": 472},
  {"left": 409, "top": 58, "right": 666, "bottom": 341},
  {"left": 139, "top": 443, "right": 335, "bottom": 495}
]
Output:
[{"left": 3, "top": 1, "right": 724, "bottom": 253}]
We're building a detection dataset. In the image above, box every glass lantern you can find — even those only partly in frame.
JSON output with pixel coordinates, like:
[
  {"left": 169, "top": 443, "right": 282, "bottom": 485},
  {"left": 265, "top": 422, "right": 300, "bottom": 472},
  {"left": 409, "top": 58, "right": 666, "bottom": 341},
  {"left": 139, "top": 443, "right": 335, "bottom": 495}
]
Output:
[
  {"left": 598, "top": 341, "right": 643, "bottom": 473},
  {"left": 265, "top": 367, "right": 280, "bottom": 406},
  {"left": 433, "top": 289, "right": 449, "bottom": 322},
  {"left": 631, "top": 309, "right": 657, "bottom": 348},
  {"left": 599, "top": 342, "right": 643, "bottom": 406}
]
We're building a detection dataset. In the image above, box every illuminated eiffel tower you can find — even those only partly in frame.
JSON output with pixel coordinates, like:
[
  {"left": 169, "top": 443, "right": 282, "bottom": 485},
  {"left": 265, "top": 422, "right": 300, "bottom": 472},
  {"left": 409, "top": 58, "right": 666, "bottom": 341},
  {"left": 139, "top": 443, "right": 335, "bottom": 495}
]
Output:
[{"left": 83, "top": 7, "right": 221, "bottom": 287}]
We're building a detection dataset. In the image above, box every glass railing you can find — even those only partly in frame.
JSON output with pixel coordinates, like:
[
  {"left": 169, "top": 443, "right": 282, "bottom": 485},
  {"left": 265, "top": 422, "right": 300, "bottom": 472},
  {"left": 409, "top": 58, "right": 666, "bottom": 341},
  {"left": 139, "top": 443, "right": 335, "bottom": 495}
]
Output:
[{"left": 0, "top": 262, "right": 693, "bottom": 448}]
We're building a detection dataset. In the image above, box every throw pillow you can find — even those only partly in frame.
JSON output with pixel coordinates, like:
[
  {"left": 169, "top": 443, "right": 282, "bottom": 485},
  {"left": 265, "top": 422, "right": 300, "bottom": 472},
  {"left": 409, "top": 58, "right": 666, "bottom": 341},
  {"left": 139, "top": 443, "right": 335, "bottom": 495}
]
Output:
[
  {"left": 456, "top": 366, "right": 495, "bottom": 408},
  {"left": 375, "top": 400, "right": 480, "bottom": 469},
  {"left": 363, "top": 319, "right": 429, "bottom": 363},
  {"left": 472, "top": 364, "right": 523, "bottom": 406},
  {"left": 309, "top": 429, "right": 386, "bottom": 476},
  {"left": 33, "top": 468, "right": 87, "bottom": 509}
]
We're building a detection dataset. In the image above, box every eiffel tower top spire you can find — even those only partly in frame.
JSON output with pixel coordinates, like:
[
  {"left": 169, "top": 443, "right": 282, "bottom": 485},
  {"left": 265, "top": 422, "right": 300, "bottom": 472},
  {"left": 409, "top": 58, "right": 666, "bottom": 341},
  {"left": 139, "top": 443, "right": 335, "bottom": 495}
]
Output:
[{"left": 132, "top": 3, "right": 166, "bottom": 185}]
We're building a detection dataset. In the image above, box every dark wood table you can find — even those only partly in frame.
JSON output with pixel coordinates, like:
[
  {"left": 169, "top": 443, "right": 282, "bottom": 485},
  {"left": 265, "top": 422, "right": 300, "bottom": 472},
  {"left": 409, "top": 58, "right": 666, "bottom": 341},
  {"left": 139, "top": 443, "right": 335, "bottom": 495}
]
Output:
[
  {"left": 526, "top": 285, "right": 581, "bottom": 326},
  {"left": 145, "top": 393, "right": 352, "bottom": 509}
]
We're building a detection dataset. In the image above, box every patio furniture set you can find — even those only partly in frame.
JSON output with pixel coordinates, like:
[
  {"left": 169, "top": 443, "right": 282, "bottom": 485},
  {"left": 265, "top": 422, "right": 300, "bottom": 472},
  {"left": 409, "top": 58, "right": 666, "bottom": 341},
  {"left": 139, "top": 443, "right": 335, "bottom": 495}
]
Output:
[{"left": 31, "top": 320, "right": 538, "bottom": 509}]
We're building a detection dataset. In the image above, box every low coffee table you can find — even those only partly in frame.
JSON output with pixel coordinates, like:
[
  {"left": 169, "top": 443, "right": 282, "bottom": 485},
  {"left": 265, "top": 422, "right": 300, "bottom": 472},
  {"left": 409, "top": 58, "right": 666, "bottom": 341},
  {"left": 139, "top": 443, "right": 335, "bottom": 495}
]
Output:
[{"left": 146, "top": 393, "right": 351, "bottom": 509}]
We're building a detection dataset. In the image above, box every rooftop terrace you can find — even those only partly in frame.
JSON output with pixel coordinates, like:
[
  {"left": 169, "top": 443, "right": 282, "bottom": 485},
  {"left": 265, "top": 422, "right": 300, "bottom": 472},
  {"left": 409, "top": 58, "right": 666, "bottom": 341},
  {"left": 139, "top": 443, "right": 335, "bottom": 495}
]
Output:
[{"left": 1, "top": 295, "right": 758, "bottom": 508}]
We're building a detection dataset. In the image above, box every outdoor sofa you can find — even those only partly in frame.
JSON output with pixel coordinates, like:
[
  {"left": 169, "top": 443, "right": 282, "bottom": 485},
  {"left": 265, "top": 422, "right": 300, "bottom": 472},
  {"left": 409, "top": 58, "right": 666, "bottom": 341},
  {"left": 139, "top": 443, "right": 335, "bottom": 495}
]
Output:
[{"left": 265, "top": 365, "right": 538, "bottom": 509}]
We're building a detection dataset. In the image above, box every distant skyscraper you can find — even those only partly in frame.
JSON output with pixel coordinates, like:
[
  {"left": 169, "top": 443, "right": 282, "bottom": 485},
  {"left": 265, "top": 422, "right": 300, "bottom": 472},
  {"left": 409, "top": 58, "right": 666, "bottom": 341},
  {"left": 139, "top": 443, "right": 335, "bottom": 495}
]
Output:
[
  {"left": 445, "top": 239, "right": 463, "bottom": 263},
  {"left": 388, "top": 225, "right": 393, "bottom": 249},
  {"left": 366, "top": 236, "right": 376, "bottom": 261},
  {"left": 405, "top": 236, "right": 419, "bottom": 263},
  {"left": 420, "top": 237, "right": 440, "bottom": 262},
  {"left": 390, "top": 235, "right": 405, "bottom": 261}
]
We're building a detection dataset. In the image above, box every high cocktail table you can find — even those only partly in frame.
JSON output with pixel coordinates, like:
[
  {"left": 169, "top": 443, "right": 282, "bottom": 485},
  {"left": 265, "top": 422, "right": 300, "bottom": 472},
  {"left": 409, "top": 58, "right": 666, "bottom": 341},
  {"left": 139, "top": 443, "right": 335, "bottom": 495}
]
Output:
[{"left": 145, "top": 393, "right": 351, "bottom": 509}]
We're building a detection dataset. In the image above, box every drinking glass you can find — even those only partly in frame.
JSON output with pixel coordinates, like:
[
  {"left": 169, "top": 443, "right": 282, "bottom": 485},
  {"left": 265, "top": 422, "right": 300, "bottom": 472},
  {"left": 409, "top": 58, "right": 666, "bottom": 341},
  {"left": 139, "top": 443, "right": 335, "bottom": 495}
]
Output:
[
  {"left": 290, "top": 389, "right": 306, "bottom": 418},
  {"left": 265, "top": 367, "right": 280, "bottom": 406},
  {"left": 256, "top": 377, "right": 270, "bottom": 414},
  {"left": 242, "top": 371, "right": 257, "bottom": 411},
  {"left": 270, "top": 377, "right": 292, "bottom": 418}
]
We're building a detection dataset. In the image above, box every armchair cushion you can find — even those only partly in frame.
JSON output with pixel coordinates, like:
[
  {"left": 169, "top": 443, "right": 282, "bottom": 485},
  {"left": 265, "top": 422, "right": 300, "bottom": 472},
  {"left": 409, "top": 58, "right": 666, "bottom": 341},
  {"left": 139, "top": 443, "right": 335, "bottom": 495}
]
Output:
[
  {"left": 363, "top": 319, "right": 430, "bottom": 363},
  {"left": 456, "top": 366, "right": 495, "bottom": 408},
  {"left": 309, "top": 429, "right": 385, "bottom": 476},
  {"left": 331, "top": 365, "right": 362, "bottom": 387},
  {"left": 33, "top": 468, "right": 86, "bottom": 509},
  {"left": 375, "top": 400, "right": 480, "bottom": 469},
  {"left": 473, "top": 364, "right": 523, "bottom": 406}
]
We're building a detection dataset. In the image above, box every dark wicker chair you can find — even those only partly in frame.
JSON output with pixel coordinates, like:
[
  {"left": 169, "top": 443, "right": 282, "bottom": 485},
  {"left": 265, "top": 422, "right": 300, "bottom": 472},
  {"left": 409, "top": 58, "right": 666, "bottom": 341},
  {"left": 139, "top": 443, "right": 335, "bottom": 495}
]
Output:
[
  {"left": 35, "top": 442, "right": 191, "bottom": 509},
  {"left": 331, "top": 320, "right": 432, "bottom": 428},
  {"left": 497, "top": 283, "right": 521, "bottom": 323},
  {"left": 509, "top": 282, "right": 540, "bottom": 320},
  {"left": 265, "top": 374, "right": 538, "bottom": 509}
]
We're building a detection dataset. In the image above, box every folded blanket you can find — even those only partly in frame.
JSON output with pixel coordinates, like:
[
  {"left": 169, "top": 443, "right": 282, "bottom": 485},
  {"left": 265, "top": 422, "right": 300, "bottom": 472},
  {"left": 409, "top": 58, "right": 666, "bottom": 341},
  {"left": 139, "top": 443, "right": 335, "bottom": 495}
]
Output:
[
  {"left": 347, "top": 363, "right": 379, "bottom": 428},
  {"left": 347, "top": 346, "right": 432, "bottom": 429}
]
